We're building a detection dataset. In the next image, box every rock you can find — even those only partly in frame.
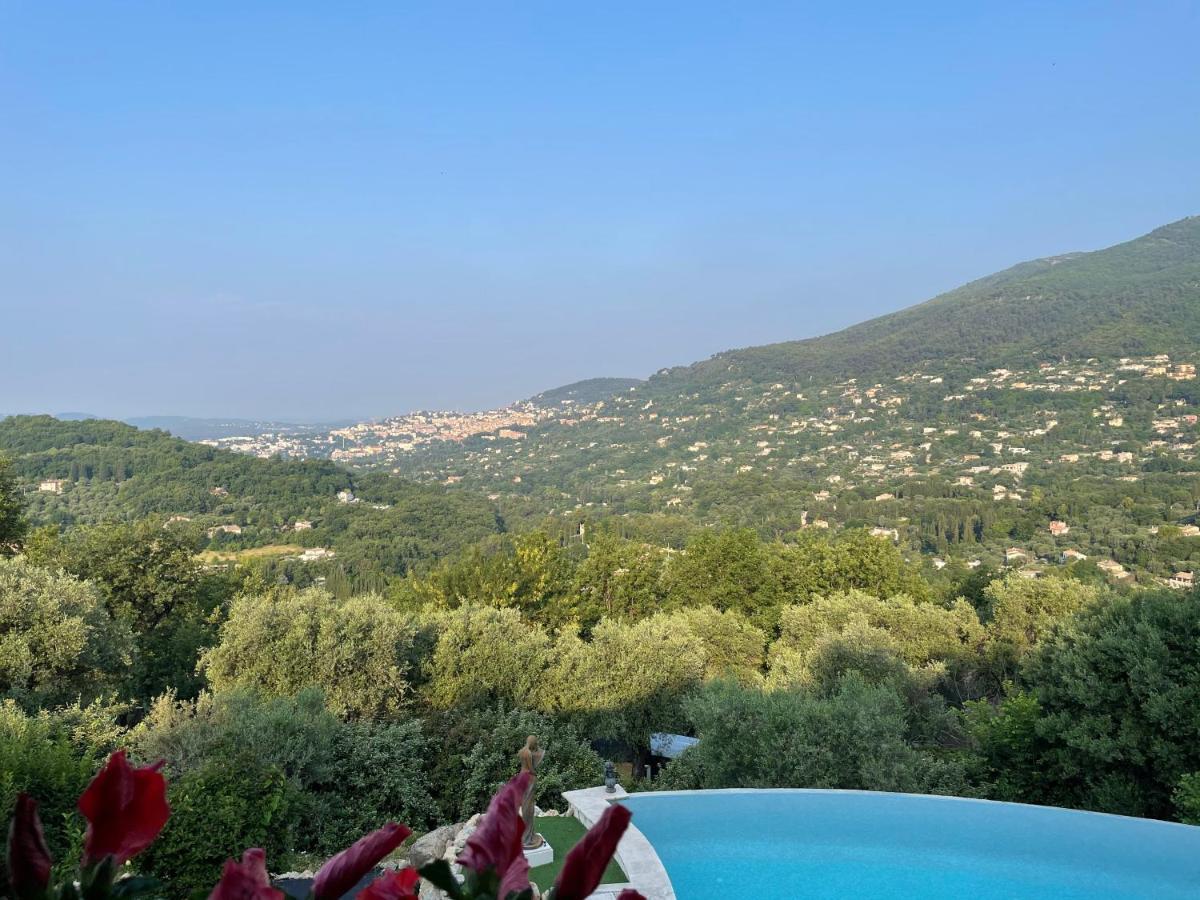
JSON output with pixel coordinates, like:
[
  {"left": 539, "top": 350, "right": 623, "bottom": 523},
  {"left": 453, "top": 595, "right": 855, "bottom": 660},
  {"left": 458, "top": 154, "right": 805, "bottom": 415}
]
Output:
[
  {"left": 541, "top": 809, "right": 560, "bottom": 817},
  {"left": 409, "top": 826, "right": 454, "bottom": 870}
]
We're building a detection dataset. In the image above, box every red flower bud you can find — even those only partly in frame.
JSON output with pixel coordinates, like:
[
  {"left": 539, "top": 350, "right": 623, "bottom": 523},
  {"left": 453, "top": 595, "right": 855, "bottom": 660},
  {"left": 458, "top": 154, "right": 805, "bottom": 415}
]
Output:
[
  {"left": 78, "top": 751, "right": 170, "bottom": 867},
  {"left": 7, "top": 793, "right": 52, "bottom": 899},
  {"left": 356, "top": 867, "right": 420, "bottom": 900},
  {"left": 208, "top": 848, "right": 283, "bottom": 900},
  {"left": 313, "top": 822, "right": 412, "bottom": 900},
  {"left": 553, "top": 804, "right": 632, "bottom": 900},
  {"left": 457, "top": 771, "right": 531, "bottom": 894}
]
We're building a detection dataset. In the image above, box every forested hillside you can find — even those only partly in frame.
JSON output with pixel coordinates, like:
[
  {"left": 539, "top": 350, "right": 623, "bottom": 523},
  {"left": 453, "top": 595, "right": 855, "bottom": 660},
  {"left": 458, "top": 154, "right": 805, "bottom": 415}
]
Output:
[
  {"left": 652, "top": 216, "right": 1200, "bottom": 392},
  {"left": 531, "top": 377, "right": 645, "bottom": 407},
  {"left": 0, "top": 415, "right": 502, "bottom": 580},
  {"left": 384, "top": 219, "right": 1200, "bottom": 588}
]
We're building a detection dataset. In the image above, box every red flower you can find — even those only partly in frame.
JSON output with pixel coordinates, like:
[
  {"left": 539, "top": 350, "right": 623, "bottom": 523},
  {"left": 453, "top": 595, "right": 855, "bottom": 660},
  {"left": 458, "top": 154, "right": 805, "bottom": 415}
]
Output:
[
  {"left": 356, "top": 867, "right": 420, "bottom": 900},
  {"left": 6, "top": 793, "right": 52, "bottom": 899},
  {"left": 209, "top": 848, "right": 283, "bottom": 900},
  {"left": 553, "top": 804, "right": 632, "bottom": 900},
  {"left": 313, "top": 822, "right": 412, "bottom": 900},
  {"left": 78, "top": 750, "right": 170, "bottom": 866},
  {"left": 497, "top": 850, "right": 531, "bottom": 900},
  {"left": 457, "top": 771, "right": 530, "bottom": 894},
  {"left": 615, "top": 892, "right": 646, "bottom": 900}
]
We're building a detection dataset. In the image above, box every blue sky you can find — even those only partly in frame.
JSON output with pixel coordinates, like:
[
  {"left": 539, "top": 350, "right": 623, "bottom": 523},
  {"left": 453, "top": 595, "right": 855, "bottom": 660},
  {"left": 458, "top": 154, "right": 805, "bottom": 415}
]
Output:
[{"left": 2, "top": 1, "right": 1198, "bottom": 421}]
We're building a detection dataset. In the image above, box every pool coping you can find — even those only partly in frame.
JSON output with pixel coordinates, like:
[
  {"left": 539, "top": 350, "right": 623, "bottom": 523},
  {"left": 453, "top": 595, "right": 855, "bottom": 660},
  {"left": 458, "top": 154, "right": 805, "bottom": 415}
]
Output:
[
  {"left": 615, "top": 787, "right": 1200, "bottom": 833},
  {"left": 562, "top": 786, "right": 677, "bottom": 900}
]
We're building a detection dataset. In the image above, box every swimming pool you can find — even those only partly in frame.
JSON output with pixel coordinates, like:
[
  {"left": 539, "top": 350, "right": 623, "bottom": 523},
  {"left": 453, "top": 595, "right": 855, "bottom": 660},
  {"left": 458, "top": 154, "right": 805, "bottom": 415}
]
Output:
[{"left": 618, "top": 789, "right": 1200, "bottom": 899}]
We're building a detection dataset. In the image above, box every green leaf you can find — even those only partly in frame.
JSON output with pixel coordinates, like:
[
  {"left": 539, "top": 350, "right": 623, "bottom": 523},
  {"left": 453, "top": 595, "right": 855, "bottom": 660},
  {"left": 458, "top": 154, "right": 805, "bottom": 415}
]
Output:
[
  {"left": 417, "top": 860, "right": 465, "bottom": 899},
  {"left": 111, "top": 876, "right": 165, "bottom": 898},
  {"left": 79, "top": 857, "right": 118, "bottom": 900}
]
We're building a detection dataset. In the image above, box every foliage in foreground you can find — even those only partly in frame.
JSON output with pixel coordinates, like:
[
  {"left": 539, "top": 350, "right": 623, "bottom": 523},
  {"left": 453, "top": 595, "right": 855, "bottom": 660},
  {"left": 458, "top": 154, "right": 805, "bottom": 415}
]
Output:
[{"left": 6, "top": 751, "right": 643, "bottom": 900}]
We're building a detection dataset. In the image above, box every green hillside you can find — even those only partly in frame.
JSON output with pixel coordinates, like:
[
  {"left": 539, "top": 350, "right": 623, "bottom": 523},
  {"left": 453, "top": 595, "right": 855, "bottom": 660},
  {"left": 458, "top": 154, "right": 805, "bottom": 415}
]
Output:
[
  {"left": 651, "top": 216, "right": 1200, "bottom": 393},
  {"left": 531, "top": 377, "right": 645, "bottom": 407},
  {"left": 0, "top": 415, "right": 502, "bottom": 576},
  {"left": 386, "top": 218, "right": 1200, "bottom": 585}
]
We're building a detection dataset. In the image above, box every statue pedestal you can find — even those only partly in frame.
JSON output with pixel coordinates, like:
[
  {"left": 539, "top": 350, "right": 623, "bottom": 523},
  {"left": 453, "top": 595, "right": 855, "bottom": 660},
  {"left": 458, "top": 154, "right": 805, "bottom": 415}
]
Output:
[{"left": 523, "top": 838, "right": 554, "bottom": 868}]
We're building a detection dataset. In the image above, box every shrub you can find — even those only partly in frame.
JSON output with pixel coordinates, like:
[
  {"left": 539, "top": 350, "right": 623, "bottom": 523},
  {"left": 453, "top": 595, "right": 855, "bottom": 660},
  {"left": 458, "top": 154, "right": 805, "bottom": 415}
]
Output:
[
  {"left": 0, "top": 701, "right": 100, "bottom": 879},
  {"left": 456, "top": 707, "right": 603, "bottom": 820},
  {"left": 311, "top": 719, "right": 438, "bottom": 853},
  {"left": 659, "top": 676, "right": 970, "bottom": 795},
  {"left": 131, "top": 688, "right": 438, "bottom": 879},
  {"left": 137, "top": 757, "right": 296, "bottom": 898}
]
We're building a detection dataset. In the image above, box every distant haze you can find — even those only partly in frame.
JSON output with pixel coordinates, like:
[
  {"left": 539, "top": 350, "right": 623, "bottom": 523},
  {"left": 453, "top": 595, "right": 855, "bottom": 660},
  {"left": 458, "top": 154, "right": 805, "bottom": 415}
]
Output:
[{"left": 2, "top": 3, "right": 1198, "bottom": 420}]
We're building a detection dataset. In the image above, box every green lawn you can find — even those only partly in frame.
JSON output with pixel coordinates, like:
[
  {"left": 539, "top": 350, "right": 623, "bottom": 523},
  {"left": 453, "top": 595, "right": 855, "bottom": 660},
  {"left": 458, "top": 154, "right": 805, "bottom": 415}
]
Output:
[{"left": 528, "top": 815, "right": 626, "bottom": 892}]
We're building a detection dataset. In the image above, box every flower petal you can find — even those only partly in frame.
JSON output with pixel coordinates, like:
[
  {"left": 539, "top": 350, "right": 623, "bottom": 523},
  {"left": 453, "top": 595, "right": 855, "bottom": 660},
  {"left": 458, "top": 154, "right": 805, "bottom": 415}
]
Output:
[
  {"left": 78, "top": 751, "right": 170, "bottom": 866},
  {"left": 553, "top": 804, "right": 632, "bottom": 900},
  {"left": 208, "top": 848, "right": 284, "bottom": 900},
  {"left": 313, "top": 822, "right": 412, "bottom": 900},
  {"left": 456, "top": 771, "right": 531, "bottom": 883},
  {"left": 356, "top": 867, "right": 420, "bottom": 900},
  {"left": 6, "top": 793, "right": 52, "bottom": 899}
]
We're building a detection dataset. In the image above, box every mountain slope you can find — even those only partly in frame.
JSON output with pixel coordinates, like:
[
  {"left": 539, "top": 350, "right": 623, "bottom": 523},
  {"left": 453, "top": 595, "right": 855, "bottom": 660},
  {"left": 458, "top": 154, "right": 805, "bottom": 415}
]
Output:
[
  {"left": 531, "top": 377, "right": 645, "bottom": 408},
  {"left": 650, "top": 216, "right": 1200, "bottom": 394},
  {"left": 0, "top": 415, "right": 502, "bottom": 575},
  {"left": 381, "top": 217, "right": 1200, "bottom": 585}
]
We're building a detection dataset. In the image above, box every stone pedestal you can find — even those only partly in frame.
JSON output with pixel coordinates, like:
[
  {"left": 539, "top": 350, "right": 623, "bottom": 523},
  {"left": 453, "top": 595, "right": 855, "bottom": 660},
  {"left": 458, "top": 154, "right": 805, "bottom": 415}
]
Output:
[{"left": 523, "top": 838, "right": 554, "bottom": 867}]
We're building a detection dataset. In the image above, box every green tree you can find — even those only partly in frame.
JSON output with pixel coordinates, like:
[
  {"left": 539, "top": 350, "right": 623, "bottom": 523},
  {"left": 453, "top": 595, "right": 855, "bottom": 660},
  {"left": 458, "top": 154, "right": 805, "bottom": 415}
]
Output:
[
  {"left": 27, "top": 521, "right": 226, "bottom": 703},
  {"left": 200, "top": 588, "right": 425, "bottom": 718},
  {"left": 962, "top": 690, "right": 1051, "bottom": 803},
  {"left": 0, "top": 557, "right": 132, "bottom": 708},
  {"left": 664, "top": 528, "right": 781, "bottom": 623},
  {"left": 984, "top": 574, "right": 1100, "bottom": 680},
  {"left": 771, "top": 529, "right": 933, "bottom": 606},
  {"left": 425, "top": 604, "right": 550, "bottom": 709},
  {"left": 1020, "top": 589, "right": 1200, "bottom": 818},
  {"left": 538, "top": 615, "right": 707, "bottom": 759},
  {"left": 767, "top": 590, "right": 982, "bottom": 690},
  {"left": 569, "top": 534, "right": 666, "bottom": 626},
  {"left": 670, "top": 606, "right": 766, "bottom": 685},
  {"left": 1173, "top": 772, "right": 1200, "bottom": 825},
  {"left": 0, "top": 455, "right": 27, "bottom": 553}
]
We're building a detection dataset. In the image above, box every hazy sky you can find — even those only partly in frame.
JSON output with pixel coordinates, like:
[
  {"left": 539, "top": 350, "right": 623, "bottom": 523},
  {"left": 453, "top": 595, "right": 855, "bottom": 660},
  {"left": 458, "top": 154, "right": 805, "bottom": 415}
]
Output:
[{"left": 2, "top": 2, "right": 1198, "bottom": 421}]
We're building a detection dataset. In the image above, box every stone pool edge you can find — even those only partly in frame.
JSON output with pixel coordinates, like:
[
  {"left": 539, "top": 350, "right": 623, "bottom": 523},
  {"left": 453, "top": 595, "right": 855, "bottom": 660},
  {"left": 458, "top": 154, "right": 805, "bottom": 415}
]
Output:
[{"left": 563, "top": 786, "right": 677, "bottom": 900}]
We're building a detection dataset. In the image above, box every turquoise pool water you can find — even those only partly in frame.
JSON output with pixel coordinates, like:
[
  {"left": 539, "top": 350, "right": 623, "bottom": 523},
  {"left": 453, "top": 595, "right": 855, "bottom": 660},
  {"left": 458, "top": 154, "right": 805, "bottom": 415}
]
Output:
[{"left": 619, "top": 790, "right": 1200, "bottom": 899}]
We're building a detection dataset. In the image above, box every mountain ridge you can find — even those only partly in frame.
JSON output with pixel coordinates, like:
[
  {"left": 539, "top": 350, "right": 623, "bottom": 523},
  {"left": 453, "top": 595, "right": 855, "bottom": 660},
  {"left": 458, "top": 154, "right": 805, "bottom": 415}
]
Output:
[{"left": 644, "top": 215, "right": 1200, "bottom": 396}]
